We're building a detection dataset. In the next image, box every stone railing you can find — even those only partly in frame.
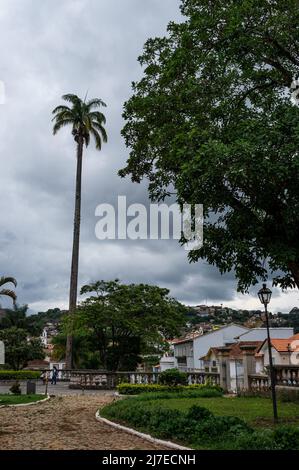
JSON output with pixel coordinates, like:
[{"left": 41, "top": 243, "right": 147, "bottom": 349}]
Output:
[
  {"left": 274, "top": 365, "right": 299, "bottom": 387},
  {"left": 67, "top": 370, "right": 221, "bottom": 390},
  {"left": 248, "top": 374, "right": 270, "bottom": 392},
  {"left": 249, "top": 366, "right": 299, "bottom": 392}
]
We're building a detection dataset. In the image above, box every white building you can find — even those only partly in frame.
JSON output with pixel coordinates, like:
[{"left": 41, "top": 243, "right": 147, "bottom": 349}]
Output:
[
  {"left": 159, "top": 356, "right": 178, "bottom": 371},
  {"left": 174, "top": 324, "right": 249, "bottom": 371},
  {"left": 255, "top": 333, "right": 299, "bottom": 372}
]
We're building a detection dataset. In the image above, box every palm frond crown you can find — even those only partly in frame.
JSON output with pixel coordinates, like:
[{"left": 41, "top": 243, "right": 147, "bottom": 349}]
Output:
[{"left": 52, "top": 94, "right": 107, "bottom": 149}]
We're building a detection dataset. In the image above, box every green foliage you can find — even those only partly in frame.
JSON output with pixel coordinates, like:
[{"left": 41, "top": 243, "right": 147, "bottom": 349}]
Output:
[
  {"left": 0, "top": 305, "right": 29, "bottom": 330},
  {"left": 25, "top": 308, "right": 64, "bottom": 336},
  {"left": 70, "top": 280, "right": 187, "bottom": 371},
  {"left": 235, "top": 426, "right": 299, "bottom": 450},
  {"left": 101, "top": 398, "right": 252, "bottom": 448},
  {"left": 117, "top": 383, "right": 223, "bottom": 397},
  {"left": 101, "top": 396, "right": 299, "bottom": 449},
  {"left": 120, "top": 0, "right": 299, "bottom": 291},
  {"left": 9, "top": 382, "right": 21, "bottom": 395},
  {"left": 0, "top": 394, "right": 44, "bottom": 405},
  {"left": 0, "top": 370, "right": 41, "bottom": 380},
  {"left": 0, "top": 328, "right": 45, "bottom": 370},
  {"left": 158, "top": 368, "right": 188, "bottom": 386}
]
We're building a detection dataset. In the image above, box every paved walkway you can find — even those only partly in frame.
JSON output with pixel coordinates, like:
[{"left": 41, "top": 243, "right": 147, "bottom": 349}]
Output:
[
  {"left": 0, "top": 381, "right": 112, "bottom": 396},
  {"left": 0, "top": 395, "right": 166, "bottom": 450}
]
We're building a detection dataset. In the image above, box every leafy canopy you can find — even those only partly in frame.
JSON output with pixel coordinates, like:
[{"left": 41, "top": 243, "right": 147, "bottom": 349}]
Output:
[
  {"left": 120, "top": 0, "right": 299, "bottom": 292},
  {"left": 65, "top": 280, "right": 186, "bottom": 371},
  {"left": 0, "top": 327, "right": 44, "bottom": 370}
]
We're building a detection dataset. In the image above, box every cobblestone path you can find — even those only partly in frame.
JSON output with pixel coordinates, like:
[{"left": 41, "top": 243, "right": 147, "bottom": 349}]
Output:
[{"left": 0, "top": 395, "right": 166, "bottom": 450}]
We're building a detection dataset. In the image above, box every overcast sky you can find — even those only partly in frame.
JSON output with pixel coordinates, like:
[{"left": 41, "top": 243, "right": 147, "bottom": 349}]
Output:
[{"left": 0, "top": 0, "right": 298, "bottom": 314}]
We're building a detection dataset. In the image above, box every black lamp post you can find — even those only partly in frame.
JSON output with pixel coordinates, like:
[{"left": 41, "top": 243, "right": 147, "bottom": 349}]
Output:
[{"left": 258, "top": 283, "right": 278, "bottom": 423}]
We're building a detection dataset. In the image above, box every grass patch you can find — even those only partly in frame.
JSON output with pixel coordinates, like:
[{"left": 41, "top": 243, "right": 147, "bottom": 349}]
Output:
[
  {"left": 100, "top": 394, "right": 299, "bottom": 449},
  {"left": 152, "top": 396, "right": 299, "bottom": 427},
  {"left": 0, "top": 394, "right": 45, "bottom": 405}
]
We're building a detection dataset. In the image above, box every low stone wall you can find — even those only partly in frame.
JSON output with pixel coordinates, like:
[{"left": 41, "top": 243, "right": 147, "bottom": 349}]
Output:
[{"left": 276, "top": 385, "right": 299, "bottom": 403}]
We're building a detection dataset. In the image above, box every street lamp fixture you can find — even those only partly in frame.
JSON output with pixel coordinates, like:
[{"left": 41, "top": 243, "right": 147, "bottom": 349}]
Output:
[{"left": 258, "top": 283, "right": 278, "bottom": 423}]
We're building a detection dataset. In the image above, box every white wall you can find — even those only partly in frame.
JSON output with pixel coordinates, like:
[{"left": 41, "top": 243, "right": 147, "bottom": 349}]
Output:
[
  {"left": 193, "top": 325, "right": 249, "bottom": 370},
  {"left": 262, "top": 348, "right": 291, "bottom": 367},
  {"left": 160, "top": 357, "right": 178, "bottom": 371}
]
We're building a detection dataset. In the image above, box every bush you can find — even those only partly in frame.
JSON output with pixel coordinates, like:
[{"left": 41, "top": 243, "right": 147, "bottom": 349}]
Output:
[
  {"left": 186, "top": 404, "right": 213, "bottom": 421},
  {"left": 9, "top": 382, "right": 21, "bottom": 395},
  {"left": 234, "top": 429, "right": 277, "bottom": 450},
  {"left": 158, "top": 369, "right": 188, "bottom": 386},
  {"left": 0, "top": 370, "right": 41, "bottom": 380},
  {"left": 274, "top": 426, "right": 299, "bottom": 450},
  {"left": 101, "top": 396, "right": 299, "bottom": 450},
  {"left": 117, "top": 383, "right": 223, "bottom": 397}
]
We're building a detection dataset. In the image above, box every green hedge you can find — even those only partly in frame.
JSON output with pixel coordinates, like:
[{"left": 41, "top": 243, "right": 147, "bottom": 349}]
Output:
[
  {"left": 0, "top": 370, "right": 41, "bottom": 380},
  {"left": 117, "top": 383, "right": 223, "bottom": 395},
  {"left": 101, "top": 398, "right": 299, "bottom": 450}
]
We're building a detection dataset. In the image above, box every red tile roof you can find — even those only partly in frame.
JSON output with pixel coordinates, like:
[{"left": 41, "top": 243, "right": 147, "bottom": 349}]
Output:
[{"left": 201, "top": 341, "right": 262, "bottom": 360}]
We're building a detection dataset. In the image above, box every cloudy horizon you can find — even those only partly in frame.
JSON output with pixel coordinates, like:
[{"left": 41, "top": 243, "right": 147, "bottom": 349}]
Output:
[{"left": 1, "top": 0, "right": 298, "bottom": 315}]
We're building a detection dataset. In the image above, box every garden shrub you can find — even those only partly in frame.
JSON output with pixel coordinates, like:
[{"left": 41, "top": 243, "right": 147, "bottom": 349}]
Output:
[
  {"left": 273, "top": 426, "right": 299, "bottom": 450},
  {"left": 186, "top": 404, "right": 213, "bottom": 422},
  {"left": 0, "top": 370, "right": 40, "bottom": 380},
  {"left": 117, "top": 383, "right": 223, "bottom": 397},
  {"left": 234, "top": 430, "right": 276, "bottom": 450},
  {"left": 9, "top": 382, "right": 21, "bottom": 395},
  {"left": 234, "top": 426, "right": 299, "bottom": 450},
  {"left": 158, "top": 368, "right": 188, "bottom": 386}
]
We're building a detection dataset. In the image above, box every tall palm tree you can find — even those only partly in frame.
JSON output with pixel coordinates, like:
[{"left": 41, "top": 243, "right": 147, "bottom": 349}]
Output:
[
  {"left": 0, "top": 276, "right": 17, "bottom": 305},
  {"left": 52, "top": 94, "right": 107, "bottom": 368}
]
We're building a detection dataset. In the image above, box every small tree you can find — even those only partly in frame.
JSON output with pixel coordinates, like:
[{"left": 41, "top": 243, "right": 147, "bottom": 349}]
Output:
[{"left": 0, "top": 327, "right": 44, "bottom": 370}]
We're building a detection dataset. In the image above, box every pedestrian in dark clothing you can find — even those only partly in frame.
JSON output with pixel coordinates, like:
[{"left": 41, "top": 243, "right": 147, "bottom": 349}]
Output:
[{"left": 51, "top": 366, "right": 58, "bottom": 385}]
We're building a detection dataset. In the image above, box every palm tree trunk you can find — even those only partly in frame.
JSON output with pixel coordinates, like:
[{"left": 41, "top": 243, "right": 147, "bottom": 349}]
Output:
[{"left": 66, "top": 136, "right": 84, "bottom": 369}]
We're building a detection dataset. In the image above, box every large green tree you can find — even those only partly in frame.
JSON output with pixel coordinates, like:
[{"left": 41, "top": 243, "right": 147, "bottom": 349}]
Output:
[
  {"left": 52, "top": 94, "right": 107, "bottom": 367},
  {"left": 120, "top": 0, "right": 299, "bottom": 292},
  {"left": 70, "top": 280, "right": 186, "bottom": 371}
]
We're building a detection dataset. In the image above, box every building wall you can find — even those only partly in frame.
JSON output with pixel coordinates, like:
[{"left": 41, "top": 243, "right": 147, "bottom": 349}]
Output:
[
  {"left": 193, "top": 325, "right": 249, "bottom": 370},
  {"left": 262, "top": 348, "right": 291, "bottom": 366},
  {"left": 159, "top": 357, "right": 178, "bottom": 371},
  {"left": 173, "top": 341, "right": 194, "bottom": 371}
]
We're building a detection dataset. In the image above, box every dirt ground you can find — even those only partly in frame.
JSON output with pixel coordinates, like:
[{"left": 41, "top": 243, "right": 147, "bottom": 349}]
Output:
[{"left": 0, "top": 395, "right": 166, "bottom": 450}]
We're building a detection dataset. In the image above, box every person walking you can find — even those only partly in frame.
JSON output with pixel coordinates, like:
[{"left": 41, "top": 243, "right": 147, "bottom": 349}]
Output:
[{"left": 51, "top": 366, "right": 58, "bottom": 385}]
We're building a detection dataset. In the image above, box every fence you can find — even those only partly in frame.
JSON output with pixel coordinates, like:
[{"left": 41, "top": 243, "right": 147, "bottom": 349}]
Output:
[{"left": 66, "top": 370, "right": 221, "bottom": 390}]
